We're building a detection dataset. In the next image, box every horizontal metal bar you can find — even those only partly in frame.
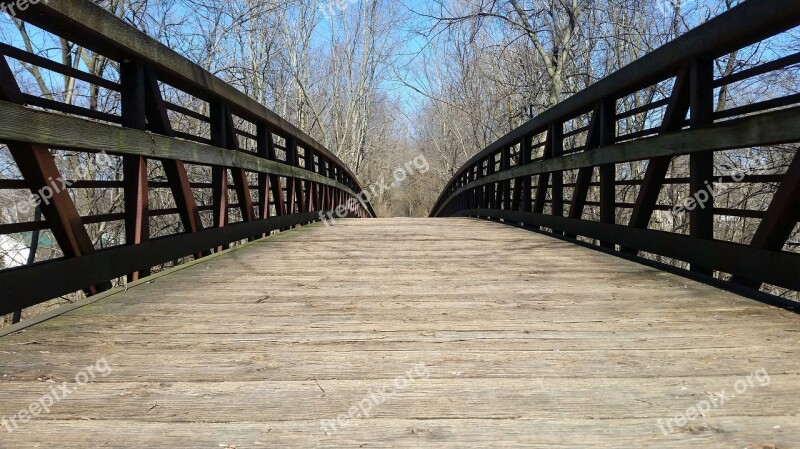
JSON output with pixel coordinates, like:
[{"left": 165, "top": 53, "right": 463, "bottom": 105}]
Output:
[
  {"left": 714, "top": 93, "right": 800, "bottom": 120},
  {"left": 0, "top": 212, "right": 126, "bottom": 234},
  {"left": 150, "top": 206, "right": 212, "bottom": 217},
  {"left": 164, "top": 101, "right": 210, "bottom": 123},
  {"left": 172, "top": 130, "right": 212, "bottom": 145},
  {"left": 563, "top": 125, "right": 590, "bottom": 139},
  {"left": 0, "top": 211, "right": 325, "bottom": 315},
  {"left": 22, "top": 94, "right": 121, "bottom": 124},
  {"left": 714, "top": 52, "right": 800, "bottom": 87},
  {"left": 235, "top": 128, "right": 258, "bottom": 141},
  {"left": 616, "top": 127, "right": 664, "bottom": 142},
  {"left": 714, "top": 208, "right": 768, "bottom": 219},
  {"left": 617, "top": 98, "right": 671, "bottom": 120},
  {"left": 0, "top": 42, "right": 121, "bottom": 91},
  {"left": 0, "top": 179, "right": 130, "bottom": 190}
]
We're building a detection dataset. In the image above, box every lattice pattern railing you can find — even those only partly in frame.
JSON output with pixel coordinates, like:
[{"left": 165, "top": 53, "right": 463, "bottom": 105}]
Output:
[{"left": 431, "top": 0, "right": 800, "bottom": 301}]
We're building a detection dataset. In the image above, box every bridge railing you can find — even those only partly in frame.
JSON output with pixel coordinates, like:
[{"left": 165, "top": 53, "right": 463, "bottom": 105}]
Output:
[
  {"left": 431, "top": 0, "right": 800, "bottom": 298},
  {"left": 0, "top": 0, "right": 375, "bottom": 318}
]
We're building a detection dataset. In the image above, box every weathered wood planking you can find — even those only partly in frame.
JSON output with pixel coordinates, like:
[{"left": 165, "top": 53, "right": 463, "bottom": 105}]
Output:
[{"left": 0, "top": 218, "right": 798, "bottom": 448}]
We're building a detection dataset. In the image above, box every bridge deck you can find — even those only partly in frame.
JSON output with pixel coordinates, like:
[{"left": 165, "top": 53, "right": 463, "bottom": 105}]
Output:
[{"left": 0, "top": 218, "right": 798, "bottom": 448}]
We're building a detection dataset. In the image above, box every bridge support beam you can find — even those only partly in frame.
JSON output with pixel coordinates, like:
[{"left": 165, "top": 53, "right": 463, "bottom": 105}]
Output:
[
  {"left": 550, "top": 122, "right": 565, "bottom": 236},
  {"left": 732, "top": 148, "right": 800, "bottom": 290},
  {"left": 0, "top": 54, "right": 110, "bottom": 296},
  {"left": 142, "top": 68, "right": 205, "bottom": 258},
  {"left": 121, "top": 60, "right": 150, "bottom": 281},
  {"left": 625, "top": 65, "right": 691, "bottom": 253},
  {"left": 689, "top": 57, "right": 716, "bottom": 275}
]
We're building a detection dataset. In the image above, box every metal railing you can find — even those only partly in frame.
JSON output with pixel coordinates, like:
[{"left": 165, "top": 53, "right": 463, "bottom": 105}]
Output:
[
  {"left": 431, "top": 0, "right": 800, "bottom": 298},
  {"left": 0, "top": 0, "right": 374, "bottom": 318}
]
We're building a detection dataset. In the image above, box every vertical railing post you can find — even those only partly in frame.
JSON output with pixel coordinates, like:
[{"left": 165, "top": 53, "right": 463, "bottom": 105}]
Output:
[
  {"left": 210, "top": 102, "right": 229, "bottom": 252},
  {"left": 304, "top": 150, "right": 315, "bottom": 219},
  {"left": 286, "top": 141, "right": 297, "bottom": 229},
  {"left": 256, "top": 122, "right": 271, "bottom": 236},
  {"left": 533, "top": 139, "right": 551, "bottom": 230},
  {"left": 501, "top": 147, "right": 511, "bottom": 210},
  {"left": 223, "top": 112, "right": 255, "bottom": 231},
  {"left": 689, "top": 56, "right": 715, "bottom": 275},
  {"left": 598, "top": 98, "right": 617, "bottom": 248},
  {"left": 479, "top": 160, "right": 487, "bottom": 211},
  {"left": 121, "top": 60, "right": 150, "bottom": 281},
  {"left": 550, "top": 122, "right": 564, "bottom": 235},
  {"left": 522, "top": 138, "right": 533, "bottom": 213}
]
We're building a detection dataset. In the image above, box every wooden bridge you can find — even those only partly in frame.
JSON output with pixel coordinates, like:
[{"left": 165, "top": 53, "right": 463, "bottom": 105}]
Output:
[{"left": 1, "top": 1, "right": 799, "bottom": 447}]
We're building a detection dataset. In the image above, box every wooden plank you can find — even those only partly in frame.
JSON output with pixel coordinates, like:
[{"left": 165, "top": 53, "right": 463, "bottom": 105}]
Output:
[{"left": 0, "top": 417, "right": 795, "bottom": 448}]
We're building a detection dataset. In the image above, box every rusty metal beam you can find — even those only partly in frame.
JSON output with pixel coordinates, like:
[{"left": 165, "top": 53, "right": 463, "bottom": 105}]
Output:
[
  {"left": 0, "top": 55, "right": 110, "bottom": 296},
  {"left": 143, "top": 68, "right": 204, "bottom": 239},
  {"left": 210, "top": 102, "right": 230, "bottom": 251},
  {"left": 732, "top": 148, "right": 800, "bottom": 289},
  {"left": 120, "top": 60, "right": 150, "bottom": 281},
  {"left": 568, "top": 106, "right": 601, "bottom": 222},
  {"left": 223, "top": 108, "right": 255, "bottom": 225}
]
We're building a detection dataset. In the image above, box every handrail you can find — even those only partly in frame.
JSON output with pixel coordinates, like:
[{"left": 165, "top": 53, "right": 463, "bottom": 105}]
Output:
[
  {"left": 431, "top": 0, "right": 800, "bottom": 297},
  {"left": 0, "top": 0, "right": 375, "bottom": 318}
]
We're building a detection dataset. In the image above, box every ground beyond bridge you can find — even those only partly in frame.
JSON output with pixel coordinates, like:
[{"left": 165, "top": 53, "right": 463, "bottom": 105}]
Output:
[{"left": 1, "top": 218, "right": 798, "bottom": 447}]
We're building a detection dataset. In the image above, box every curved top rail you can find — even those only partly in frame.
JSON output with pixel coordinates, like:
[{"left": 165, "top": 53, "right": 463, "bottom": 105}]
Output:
[
  {"left": 431, "top": 0, "right": 800, "bottom": 216},
  {"left": 15, "top": 0, "right": 366, "bottom": 195}
]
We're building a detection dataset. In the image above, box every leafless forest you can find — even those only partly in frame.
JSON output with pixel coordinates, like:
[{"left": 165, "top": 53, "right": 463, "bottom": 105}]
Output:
[{"left": 1, "top": 0, "right": 799, "bottom": 324}]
